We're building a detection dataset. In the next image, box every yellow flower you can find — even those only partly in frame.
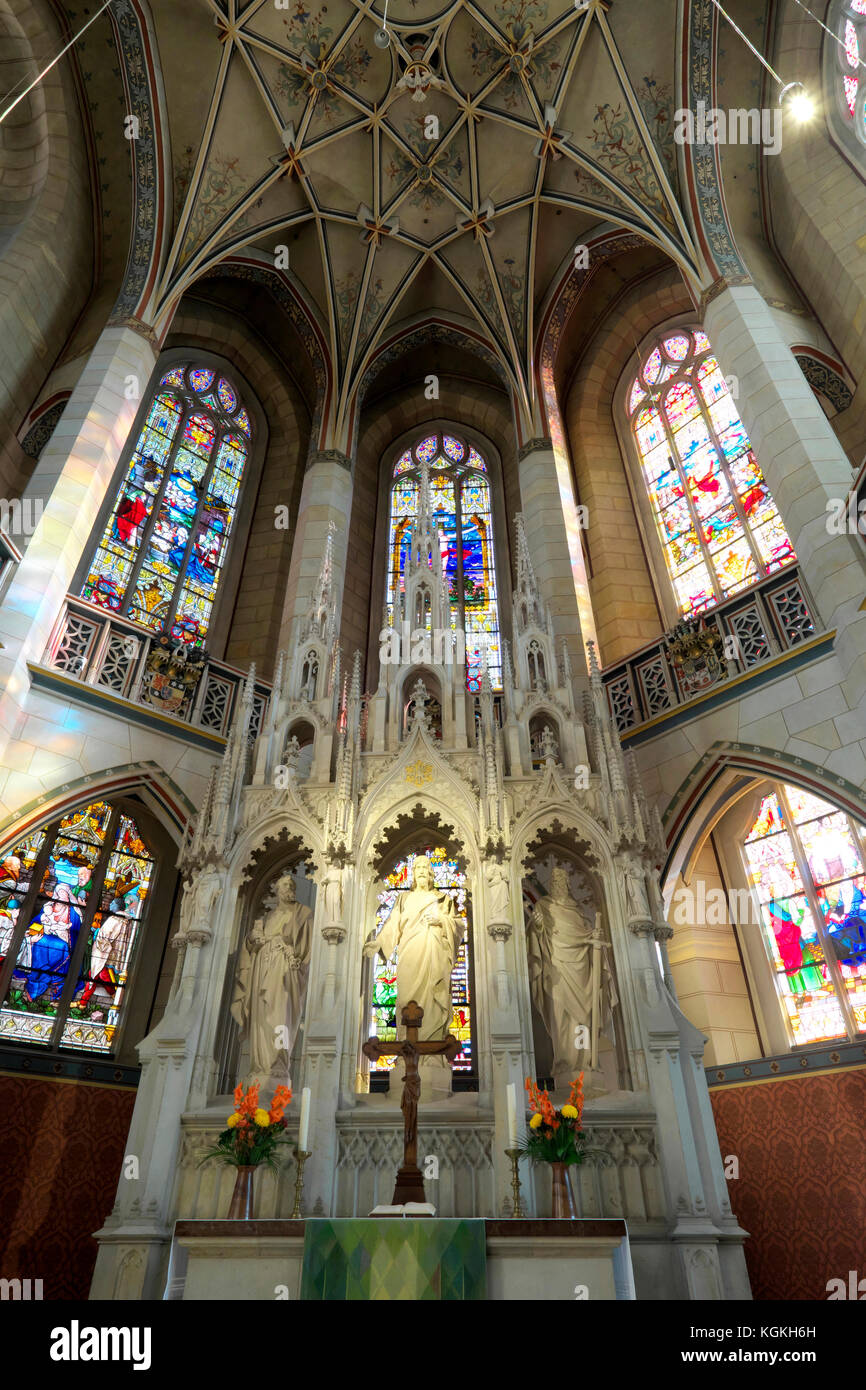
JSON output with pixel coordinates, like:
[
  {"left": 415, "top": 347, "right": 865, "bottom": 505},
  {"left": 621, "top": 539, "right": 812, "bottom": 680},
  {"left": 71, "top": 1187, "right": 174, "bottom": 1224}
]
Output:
[
  {"left": 529, "top": 1112, "right": 543, "bottom": 1129},
  {"left": 226, "top": 1112, "right": 241, "bottom": 1128},
  {"left": 254, "top": 1108, "right": 271, "bottom": 1128},
  {"left": 561, "top": 1104, "right": 578, "bottom": 1119}
]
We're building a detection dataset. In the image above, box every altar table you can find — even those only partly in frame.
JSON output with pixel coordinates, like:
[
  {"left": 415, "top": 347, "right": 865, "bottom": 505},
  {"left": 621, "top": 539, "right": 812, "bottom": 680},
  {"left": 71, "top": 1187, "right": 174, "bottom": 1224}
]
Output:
[{"left": 170, "top": 1218, "right": 633, "bottom": 1301}]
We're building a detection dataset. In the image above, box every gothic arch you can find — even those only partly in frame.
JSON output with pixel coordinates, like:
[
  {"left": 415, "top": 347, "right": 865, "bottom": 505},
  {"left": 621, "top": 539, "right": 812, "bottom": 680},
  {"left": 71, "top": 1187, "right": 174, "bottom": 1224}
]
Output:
[
  {"left": 762, "top": 0, "right": 866, "bottom": 464},
  {"left": 0, "top": 759, "right": 193, "bottom": 852},
  {"left": 107, "top": 0, "right": 173, "bottom": 326},
  {"left": 232, "top": 812, "right": 325, "bottom": 891},
  {"left": 70, "top": 345, "right": 269, "bottom": 667},
  {"left": 159, "top": 310, "right": 310, "bottom": 674},
  {"left": 565, "top": 275, "right": 693, "bottom": 663},
  {"left": 0, "top": 0, "right": 95, "bottom": 500},
  {"left": 659, "top": 740, "right": 866, "bottom": 888}
]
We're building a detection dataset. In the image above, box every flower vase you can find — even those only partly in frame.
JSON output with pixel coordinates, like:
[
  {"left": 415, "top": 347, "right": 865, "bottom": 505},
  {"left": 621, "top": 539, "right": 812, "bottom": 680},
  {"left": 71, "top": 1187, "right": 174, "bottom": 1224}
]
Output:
[
  {"left": 227, "top": 1165, "right": 256, "bottom": 1219},
  {"left": 550, "top": 1162, "right": 577, "bottom": 1219}
]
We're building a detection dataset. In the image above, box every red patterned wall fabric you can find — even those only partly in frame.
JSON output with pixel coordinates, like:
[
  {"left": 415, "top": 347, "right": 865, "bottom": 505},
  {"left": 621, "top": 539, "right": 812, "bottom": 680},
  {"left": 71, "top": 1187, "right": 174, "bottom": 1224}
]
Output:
[
  {"left": 0, "top": 1073, "right": 135, "bottom": 1300},
  {"left": 710, "top": 1069, "right": 866, "bottom": 1300}
]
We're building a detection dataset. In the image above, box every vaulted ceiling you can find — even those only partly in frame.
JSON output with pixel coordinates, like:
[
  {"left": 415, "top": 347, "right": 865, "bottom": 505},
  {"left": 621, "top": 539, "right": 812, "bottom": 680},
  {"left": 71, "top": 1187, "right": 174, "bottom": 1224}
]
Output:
[{"left": 147, "top": 0, "right": 701, "bottom": 431}]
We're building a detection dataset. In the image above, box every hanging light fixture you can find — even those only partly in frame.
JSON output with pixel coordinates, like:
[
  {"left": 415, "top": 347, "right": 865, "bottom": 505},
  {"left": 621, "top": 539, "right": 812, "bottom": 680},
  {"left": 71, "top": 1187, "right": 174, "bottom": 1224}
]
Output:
[
  {"left": 708, "top": 0, "right": 816, "bottom": 122},
  {"left": 374, "top": 0, "right": 392, "bottom": 48}
]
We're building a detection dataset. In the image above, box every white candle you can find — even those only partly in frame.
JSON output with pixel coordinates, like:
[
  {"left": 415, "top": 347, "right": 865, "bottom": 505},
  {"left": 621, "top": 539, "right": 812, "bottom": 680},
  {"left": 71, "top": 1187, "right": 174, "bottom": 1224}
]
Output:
[
  {"left": 298, "top": 1087, "right": 312, "bottom": 1152},
  {"left": 506, "top": 1083, "right": 518, "bottom": 1149}
]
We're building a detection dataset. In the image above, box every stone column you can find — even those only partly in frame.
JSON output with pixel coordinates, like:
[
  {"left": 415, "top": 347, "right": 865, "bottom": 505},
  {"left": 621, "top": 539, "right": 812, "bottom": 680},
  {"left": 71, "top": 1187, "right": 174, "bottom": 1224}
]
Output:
[
  {"left": 296, "top": 862, "right": 352, "bottom": 1217},
  {"left": 517, "top": 438, "right": 595, "bottom": 679},
  {"left": 279, "top": 452, "right": 354, "bottom": 651},
  {"left": 483, "top": 862, "right": 537, "bottom": 1217},
  {"left": 621, "top": 900, "right": 749, "bottom": 1299},
  {"left": 90, "top": 859, "right": 231, "bottom": 1301},
  {"left": 0, "top": 324, "right": 157, "bottom": 774},
  {"left": 703, "top": 285, "right": 866, "bottom": 735}
]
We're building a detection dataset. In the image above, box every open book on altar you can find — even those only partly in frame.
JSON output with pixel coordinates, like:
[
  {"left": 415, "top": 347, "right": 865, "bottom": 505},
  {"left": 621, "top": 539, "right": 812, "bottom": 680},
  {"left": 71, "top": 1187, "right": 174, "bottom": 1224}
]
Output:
[{"left": 369, "top": 1202, "right": 437, "bottom": 1217}]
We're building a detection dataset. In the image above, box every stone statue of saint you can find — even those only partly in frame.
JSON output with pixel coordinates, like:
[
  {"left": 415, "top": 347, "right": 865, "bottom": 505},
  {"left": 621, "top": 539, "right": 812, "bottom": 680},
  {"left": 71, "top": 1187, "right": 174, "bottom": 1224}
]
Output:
[
  {"left": 486, "top": 863, "right": 511, "bottom": 925},
  {"left": 364, "top": 855, "right": 463, "bottom": 1094},
  {"left": 623, "top": 852, "right": 652, "bottom": 924},
  {"left": 319, "top": 864, "right": 343, "bottom": 925},
  {"left": 527, "top": 866, "right": 617, "bottom": 1083},
  {"left": 231, "top": 873, "right": 313, "bottom": 1083},
  {"left": 179, "top": 867, "right": 221, "bottom": 942}
]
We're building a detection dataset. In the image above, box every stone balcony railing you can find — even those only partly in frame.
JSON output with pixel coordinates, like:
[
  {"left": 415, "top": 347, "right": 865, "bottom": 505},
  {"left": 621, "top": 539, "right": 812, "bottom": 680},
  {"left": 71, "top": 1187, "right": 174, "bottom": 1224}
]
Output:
[
  {"left": 602, "top": 566, "right": 822, "bottom": 736},
  {"left": 37, "top": 596, "right": 271, "bottom": 742}
]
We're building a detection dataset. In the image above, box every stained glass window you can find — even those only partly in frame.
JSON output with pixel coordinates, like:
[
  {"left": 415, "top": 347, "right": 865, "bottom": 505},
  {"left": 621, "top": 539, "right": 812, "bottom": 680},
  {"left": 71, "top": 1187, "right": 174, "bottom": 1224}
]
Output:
[
  {"left": 369, "top": 847, "right": 472, "bottom": 1074},
  {"left": 628, "top": 328, "right": 796, "bottom": 615},
  {"left": 386, "top": 433, "right": 502, "bottom": 689},
  {"left": 0, "top": 800, "right": 156, "bottom": 1053},
  {"left": 835, "top": 2, "right": 866, "bottom": 133},
  {"left": 80, "top": 363, "right": 253, "bottom": 648},
  {"left": 742, "top": 782, "right": 866, "bottom": 1045}
]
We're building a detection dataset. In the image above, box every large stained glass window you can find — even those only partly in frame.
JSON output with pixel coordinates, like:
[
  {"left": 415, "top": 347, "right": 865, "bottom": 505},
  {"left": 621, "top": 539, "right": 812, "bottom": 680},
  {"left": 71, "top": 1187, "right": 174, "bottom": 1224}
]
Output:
[
  {"left": 628, "top": 329, "right": 796, "bottom": 616},
  {"left": 835, "top": 0, "right": 866, "bottom": 137},
  {"left": 81, "top": 364, "right": 253, "bottom": 647},
  {"left": 742, "top": 783, "right": 866, "bottom": 1046},
  {"left": 369, "top": 847, "right": 473, "bottom": 1075},
  {"left": 0, "top": 801, "right": 156, "bottom": 1053},
  {"left": 386, "top": 433, "right": 502, "bottom": 690}
]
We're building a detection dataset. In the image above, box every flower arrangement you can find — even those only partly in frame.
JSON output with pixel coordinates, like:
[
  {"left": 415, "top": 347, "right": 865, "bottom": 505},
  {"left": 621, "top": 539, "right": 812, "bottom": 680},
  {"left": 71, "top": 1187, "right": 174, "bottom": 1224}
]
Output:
[
  {"left": 199, "top": 1083, "right": 293, "bottom": 1171},
  {"left": 520, "top": 1074, "right": 585, "bottom": 1166}
]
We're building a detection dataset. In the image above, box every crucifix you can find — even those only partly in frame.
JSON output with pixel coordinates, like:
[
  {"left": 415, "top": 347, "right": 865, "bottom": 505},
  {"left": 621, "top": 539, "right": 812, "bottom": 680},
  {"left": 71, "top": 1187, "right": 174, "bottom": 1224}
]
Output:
[{"left": 363, "top": 1000, "right": 460, "bottom": 1207}]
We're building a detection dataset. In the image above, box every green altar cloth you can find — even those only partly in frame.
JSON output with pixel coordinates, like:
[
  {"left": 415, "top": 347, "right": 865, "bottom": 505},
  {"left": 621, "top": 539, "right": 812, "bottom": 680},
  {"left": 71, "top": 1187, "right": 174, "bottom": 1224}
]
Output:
[{"left": 300, "top": 1218, "right": 487, "bottom": 1300}]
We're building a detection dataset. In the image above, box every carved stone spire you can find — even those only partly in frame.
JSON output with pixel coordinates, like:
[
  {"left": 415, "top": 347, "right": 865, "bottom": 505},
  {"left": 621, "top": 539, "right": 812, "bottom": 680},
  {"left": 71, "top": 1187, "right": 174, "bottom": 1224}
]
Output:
[
  {"left": 300, "top": 521, "right": 336, "bottom": 646},
  {"left": 400, "top": 458, "right": 450, "bottom": 633},
  {"left": 512, "top": 512, "right": 547, "bottom": 634}
]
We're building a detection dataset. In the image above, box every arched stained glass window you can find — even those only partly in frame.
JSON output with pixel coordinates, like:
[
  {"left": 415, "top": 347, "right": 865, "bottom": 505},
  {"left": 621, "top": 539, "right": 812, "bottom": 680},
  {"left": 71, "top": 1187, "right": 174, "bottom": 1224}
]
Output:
[
  {"left": 0, "top": 800, "right": 157, "bottom": 1053},
  {"left": 742, "top": 783, "right": 866, "bottom": 1045},
  {"left": 81, "top": 364, "right": 253, "bottom": 647},
  {"left": 628, "top": 329, "right": 796, "bottom": 615},
  {"left": 386, "top": 432, "right": 501, "bottom": 689},
  {"left": 369, "top": 848, "right": 472, "bottom": 1077},
  {"left": 835, "top": 0, "right": 866, "bottom": 139}
]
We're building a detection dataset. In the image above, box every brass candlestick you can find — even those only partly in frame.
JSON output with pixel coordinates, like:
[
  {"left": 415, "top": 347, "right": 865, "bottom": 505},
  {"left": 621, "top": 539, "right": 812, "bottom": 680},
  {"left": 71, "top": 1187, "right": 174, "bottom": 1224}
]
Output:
[
  {"left": 505, "top": 1147, "right": 526, "bottom": 1219},
  {"left": 291, "top": 1149, "right": 312, "bottom": 1219}
]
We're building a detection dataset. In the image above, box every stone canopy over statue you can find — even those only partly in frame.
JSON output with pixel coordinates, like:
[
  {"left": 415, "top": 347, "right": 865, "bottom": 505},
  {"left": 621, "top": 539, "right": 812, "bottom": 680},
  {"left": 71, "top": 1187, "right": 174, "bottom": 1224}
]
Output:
[
  {"left": 364, "top": 855, "right": 464, "bottom": 1099},
  {"left": 527, "top": 865, "right": 618, "bottom": 1095},
  {"left": 231, "top": 872, "right": 313, "bottom": 1087}
]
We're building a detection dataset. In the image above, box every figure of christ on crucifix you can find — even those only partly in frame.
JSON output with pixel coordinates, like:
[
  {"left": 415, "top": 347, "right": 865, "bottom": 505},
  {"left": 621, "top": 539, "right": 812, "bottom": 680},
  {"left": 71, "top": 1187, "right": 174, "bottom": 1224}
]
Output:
[{"left": 363, "top": 1001, "right": 460, "bottom": 1207}]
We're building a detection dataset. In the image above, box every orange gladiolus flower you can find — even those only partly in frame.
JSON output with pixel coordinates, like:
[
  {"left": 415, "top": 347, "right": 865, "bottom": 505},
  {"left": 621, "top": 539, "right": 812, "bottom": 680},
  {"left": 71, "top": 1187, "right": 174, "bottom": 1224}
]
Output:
[
  {"left": 268, "top": 1084, "right": 293, "bottom": 1124},
  {"left": 524, "top": 1076, "right": 541, "bottom": 1112},
  {"left": 568, "top": 1073, "right": 585, "bottom": 1106}
]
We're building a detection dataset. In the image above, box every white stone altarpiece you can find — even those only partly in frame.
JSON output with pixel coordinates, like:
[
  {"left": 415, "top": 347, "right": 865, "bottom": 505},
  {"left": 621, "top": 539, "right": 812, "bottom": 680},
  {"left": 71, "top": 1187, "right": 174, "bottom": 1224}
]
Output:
[{"left": 91, "top": 516, "right": 750, "bottom": 1304}]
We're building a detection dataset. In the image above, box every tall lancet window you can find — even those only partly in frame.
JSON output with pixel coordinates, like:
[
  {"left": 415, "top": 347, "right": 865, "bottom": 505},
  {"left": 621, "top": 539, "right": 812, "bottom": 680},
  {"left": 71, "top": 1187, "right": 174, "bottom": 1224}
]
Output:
[
  {"left": 742, "top": 785, "right": 866, "bottom": 1046},
  {"left": 81, "top": 364, "right": 253, "bottom": 647},
  {"left": 0, "top": 800, "right": 156, "bottom": 1053},
  {"left": 370, "top": 848, "right": 472, "bottom": 1078},
  {"left": 387, "top": 433, "right": 502, "bottom": 690},
  {"left": 627, "top": 329, "right": 796, "bottom": 615}
]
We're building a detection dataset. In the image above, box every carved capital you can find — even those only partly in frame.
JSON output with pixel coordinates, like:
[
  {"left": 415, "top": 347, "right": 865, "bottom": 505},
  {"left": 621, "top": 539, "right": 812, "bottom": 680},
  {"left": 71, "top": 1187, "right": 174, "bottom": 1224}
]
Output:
[
  {"left": 653, "top": 922, "right": 674, "bottom": 943},
  {"left": 322, "top": 924, "right": 347, "bottom": 947},
  {"left": 185, "top": 928, "right": 212, "bottom": 947},
  {"left": 487, "top": 921, "right": 512, "bottom": 944},
  {"left": 628, "top": 919, "right": 655, "bottom": 938},
  {"left": 518, "top": 435, "right": 553, "bottom": 461}
]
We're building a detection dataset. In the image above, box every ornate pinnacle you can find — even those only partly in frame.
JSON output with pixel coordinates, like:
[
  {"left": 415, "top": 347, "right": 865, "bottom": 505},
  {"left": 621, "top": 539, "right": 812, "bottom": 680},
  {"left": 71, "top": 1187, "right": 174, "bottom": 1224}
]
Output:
[
  {"left": 350, "top": 649, "right": 362, "bottom": 702},
  {"left": 586, "top": 639, "right": 601, "bottom": 684}
]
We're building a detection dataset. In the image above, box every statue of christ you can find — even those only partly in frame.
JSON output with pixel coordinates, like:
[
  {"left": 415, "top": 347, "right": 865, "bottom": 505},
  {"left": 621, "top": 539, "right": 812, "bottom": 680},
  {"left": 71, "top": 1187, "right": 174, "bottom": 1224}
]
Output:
[{"left": 364, "top": 855, "right": 463, "bottom": 1097}]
